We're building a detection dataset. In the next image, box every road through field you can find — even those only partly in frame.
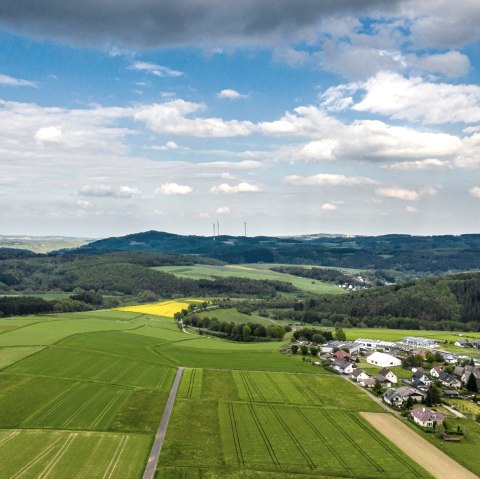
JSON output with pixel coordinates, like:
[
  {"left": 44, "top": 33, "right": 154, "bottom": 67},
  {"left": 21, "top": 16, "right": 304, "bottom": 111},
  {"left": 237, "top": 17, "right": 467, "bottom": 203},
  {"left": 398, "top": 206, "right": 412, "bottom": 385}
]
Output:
[
  {"left": 361, "top": 412, "right": 479, "bottom": 479},
  {"left": 142, "top": 367, "right": 183, "bottom": 479}
]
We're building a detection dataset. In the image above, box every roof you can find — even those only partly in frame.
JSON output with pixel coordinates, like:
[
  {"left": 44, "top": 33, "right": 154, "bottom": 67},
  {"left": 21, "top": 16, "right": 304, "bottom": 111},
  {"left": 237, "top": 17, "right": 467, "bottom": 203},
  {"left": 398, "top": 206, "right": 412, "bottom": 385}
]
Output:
[
  {"left": 411, "top": 407, "right": 444, "bottom": 423},
  {"left": 351, "top": 368, "right": 367, "bottom": 377},
  {"left": 378, "top": 367, "right": 393, "bottom": 376},
  {"left": 333, "top": 359, "right": 352, "bottom": 369}
]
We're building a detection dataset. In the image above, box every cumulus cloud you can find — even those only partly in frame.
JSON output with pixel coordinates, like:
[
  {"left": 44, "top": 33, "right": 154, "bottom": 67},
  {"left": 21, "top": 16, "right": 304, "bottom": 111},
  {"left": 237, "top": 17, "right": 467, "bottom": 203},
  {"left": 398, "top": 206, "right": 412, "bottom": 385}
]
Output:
[
  {"left": 0, "top": 73, "right": 38, "bottom": 87},
  {"left": 0, "top": 0, "right": 402, "bottom": 49},
  {"left": 285, "top": 173, "right": 378, "bottom": 187},
  {"left": 352, "top": 71, "right": 480, "bottom": 124},
  {"left": 321, "top": 203, "right": 338, "bottom": 210},
  {"left": 216, "top": 206, "right": 230, "bottom": 214},
  {"left": 78, "top": 184, "right": 140, "bottom": 198},
  {"left": 382, "top": 159, "right": 452, "bottom": 170},
  {"left": 130, "top": 61, "right": 183, "bottom": 77},
  {"left": 210, "top": 182, "right": 261, "bottom": 193},
  {"left": 217, "top": 89, "right": 247, "bottom": 99},
  {"left": 375, "top": 186, "right": 438, "bottom": 201},
  {"left": 34, "top": 126, "right": 62, "bottom": 143},
  {"left": 156, "top": 182, "right": 193, "bottom": 195},
  {"left": 76, "top": 200, "right": 92, "bottom": 209},
  {"left": 470, "top": 186, "right": 480, "bottom": 198},
  {"left": 148, "top": 140, "right": 188, "bottom": 151},
  {"left": 406, "top": 205, "right": 419, "bottom": 213}
]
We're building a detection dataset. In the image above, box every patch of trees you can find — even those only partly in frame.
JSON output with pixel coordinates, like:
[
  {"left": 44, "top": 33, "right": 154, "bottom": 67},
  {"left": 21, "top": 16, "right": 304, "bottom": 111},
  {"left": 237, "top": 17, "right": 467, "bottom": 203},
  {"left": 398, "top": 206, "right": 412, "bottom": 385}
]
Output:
[
  {"left": 0, "top": 296, "right": 93, "bottom": 317},
  {"left": 298, "top": 273, "right": 480, "bottom": 331},
  {"left": 292, "top": 328, "right": 334, "bottom": 343},
  {"left": 183, "top": 314, "right": 285, "bottom": 342},
  {"left": 271, "top": 266, "right": 355, "bottom": 284}
]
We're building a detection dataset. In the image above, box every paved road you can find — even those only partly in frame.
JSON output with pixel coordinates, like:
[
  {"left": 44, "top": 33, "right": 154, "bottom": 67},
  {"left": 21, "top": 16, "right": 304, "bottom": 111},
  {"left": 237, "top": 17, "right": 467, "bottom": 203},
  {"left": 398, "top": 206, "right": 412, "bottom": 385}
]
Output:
[{"left": 142, "top": 367, "right": 184, "bottom": 479}]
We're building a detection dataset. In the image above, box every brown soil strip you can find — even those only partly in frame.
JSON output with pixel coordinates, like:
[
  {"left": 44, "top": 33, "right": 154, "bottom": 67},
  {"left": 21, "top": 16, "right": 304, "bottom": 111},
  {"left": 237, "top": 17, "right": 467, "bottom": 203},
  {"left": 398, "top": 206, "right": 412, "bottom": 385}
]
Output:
[{"left": 361, "top": 412, "right": 479, "bottom": 479}]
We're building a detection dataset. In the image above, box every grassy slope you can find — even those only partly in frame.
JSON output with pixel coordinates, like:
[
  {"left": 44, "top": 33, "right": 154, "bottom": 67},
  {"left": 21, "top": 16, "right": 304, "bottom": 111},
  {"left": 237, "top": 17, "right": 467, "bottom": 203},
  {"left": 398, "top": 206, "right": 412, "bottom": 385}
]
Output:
[{"left": 152, "top": 264, "right": 344, "bottom": 295}]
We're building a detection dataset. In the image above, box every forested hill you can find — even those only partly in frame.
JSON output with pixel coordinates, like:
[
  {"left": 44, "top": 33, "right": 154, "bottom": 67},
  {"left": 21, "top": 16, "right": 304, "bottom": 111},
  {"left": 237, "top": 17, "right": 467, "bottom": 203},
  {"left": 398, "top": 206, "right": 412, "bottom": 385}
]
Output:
[
  {"left": 299, "top": 272, "right": 480, "bottom": 331},
  {"left": 73, "top": 230, "right": 480, "bottom": 277}
]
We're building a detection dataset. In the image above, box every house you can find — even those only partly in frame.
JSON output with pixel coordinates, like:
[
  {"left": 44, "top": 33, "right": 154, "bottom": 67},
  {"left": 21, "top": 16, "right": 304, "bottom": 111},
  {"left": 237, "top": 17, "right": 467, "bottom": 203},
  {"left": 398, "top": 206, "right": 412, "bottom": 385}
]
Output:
[
  {"left": 461, "top": 367, "right": 480, "bottom": 389},
  {"left": 377, "top": 367, "right": 398, "bottom": 384},
  {"left": 411, "top": 408, "right": 444, "bottom": 428},
  {"left": 455, "top": 339, "right": 469, "bottom": 347},
  {"left": 438, "top": 372, "right": 461, "bottom": 389},
  {"left": 366, "top": 351, "right": 402, "bottom": 368},
  {"left": 351, "top": 368, "right": 370, "bottom": 382},
  {"left": 453, "top": 366, "right": 464, "bottom": 377},
  {"left": 383, "top": 386, "right": 425, "bottom": 407},
  {"left": 429, "top": 365, "right": 446, "bottom": 378},
  {"left": 412, "top": 371, "right": 433, "bottom": 387},
  {"left": 332, "top": 359, "right": 355, "bottom": 375},
  {"left": 332, "top": 349, "right": 350, "bottom": 361},
  {"left": 443, "top": 354, "right": 457, "bottom": 364},
  {"left": 360, "top": 377, "right": 376, "bottom": 388},
  {"left": 443, "top": 390, "right": 461, "bottom": 399}
]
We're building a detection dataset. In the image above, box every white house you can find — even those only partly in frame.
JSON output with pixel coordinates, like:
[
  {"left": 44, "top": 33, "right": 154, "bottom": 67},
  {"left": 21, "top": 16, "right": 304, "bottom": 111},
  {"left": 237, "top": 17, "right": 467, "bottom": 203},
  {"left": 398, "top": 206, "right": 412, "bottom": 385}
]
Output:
[
  {"left": 366, "top": 351, "right": 402, "bottom": 368},
  {"left": 351, "top": 368, "right": 370, "bottom": 382},
  {"left": 411, "top": 408, "right": 444, "bottom": 428},
  {"left": 332, "top": 359, "right": 355, "bottom": 375}
]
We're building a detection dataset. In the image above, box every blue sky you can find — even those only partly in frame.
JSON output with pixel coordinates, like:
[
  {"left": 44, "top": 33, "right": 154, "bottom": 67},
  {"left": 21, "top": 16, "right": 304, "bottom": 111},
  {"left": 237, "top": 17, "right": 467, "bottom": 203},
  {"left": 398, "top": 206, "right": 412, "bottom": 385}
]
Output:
[{"left": 1, "top": 0, "right": 480, "bottom": 237}]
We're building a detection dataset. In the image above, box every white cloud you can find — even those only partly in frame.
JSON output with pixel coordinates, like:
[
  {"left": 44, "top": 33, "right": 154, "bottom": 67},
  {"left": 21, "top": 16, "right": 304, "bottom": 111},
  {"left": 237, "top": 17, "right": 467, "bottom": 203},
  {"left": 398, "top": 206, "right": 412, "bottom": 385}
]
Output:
[
  {"left": 76, "top": 200, "right": 92, "bottom": 209},
  {"left": 210, "top": 182, "right": 261, "bottom": 194},
  {"left": 217, "top": 89, "right": 247, "bottom": 99},
  {"left": 352, "top": 71, "right": 480, "bottom": 124},
  {"left": 375, "top": 185, "right": 438, "bottom": 202},
  {"left": 130, "top": 61, "right": 183, "bottom": 77},
  {"left": 406, "top": 205, "right": 419, "bottom": 213},
  {"left": 34, "top": 126, "right": 62, "bottom": 143},
  {"left": 272, "top": 48, "right": 310, "bottom": 67},
  {"left": 216, "top": 206, "right": 230, "bottom": 214},
  {"left": 470, "top": 186, "right": 480, "bottom": 198},
  {"left": 148, "top": 140, "right": 189, "bottom": 151},
  {"left": 0, "top": 73, "right": 38, "bottom": 87},
  {"left": 321, "top": 203, "right": 338, "bottom": 210},
  {"left": 79, "top": 184, "right": 140, "bottom": 198},
  {"left": 382, "top": 158, "right": 452, "bottom": 170},
  {"left": 285, "top": 173, "right": 378, "bottom": 187},
  {"left": 133, "top": 100, "right": 255, "bottom": 137},
  {"left": 408, "top": 51, "right": 470, "bottom": 78},
  {"left": 156, "top": 182, "right": 193, "bottom": 195}
]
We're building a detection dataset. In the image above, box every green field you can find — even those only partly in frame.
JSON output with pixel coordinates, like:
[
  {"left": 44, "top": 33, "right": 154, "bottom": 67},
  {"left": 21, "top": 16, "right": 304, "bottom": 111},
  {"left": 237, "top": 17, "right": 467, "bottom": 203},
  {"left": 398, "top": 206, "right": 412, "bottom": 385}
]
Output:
[
  {"left": 197, "top": 308, "right": 278, "bottom": 326},
  {"left": 152, "top": 264, "right": 343, "bottom": 295},
  {"left": 0, "top": 308, "right": 478, "bottom": 478},
  {"left": 158, "top": 368, "right": 432, "bottom": 479}
]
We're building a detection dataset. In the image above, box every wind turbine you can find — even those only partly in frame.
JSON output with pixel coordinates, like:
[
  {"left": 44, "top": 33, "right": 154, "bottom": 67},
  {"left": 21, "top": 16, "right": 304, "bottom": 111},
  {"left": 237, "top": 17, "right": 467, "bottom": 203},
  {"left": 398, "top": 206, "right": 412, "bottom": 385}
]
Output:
[
  {"left": 244, "top": 220, "right": 247, "bottom": 237},
  {"left": 212, "top": 223, "right": 216, "bottom": 240}
]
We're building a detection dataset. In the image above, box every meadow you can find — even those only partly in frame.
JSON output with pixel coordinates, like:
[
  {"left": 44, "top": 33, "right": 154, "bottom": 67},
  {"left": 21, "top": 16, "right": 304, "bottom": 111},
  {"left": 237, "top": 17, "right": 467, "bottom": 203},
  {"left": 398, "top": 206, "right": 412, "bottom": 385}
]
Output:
[
  {"left": 159, "top": 368, "right": 433, "bottom": 479},
  {"left": 0, "top": 306, "right": 478, "bottom": 478},
  {"left": 152, "top": 264, "right": 343, "bottom": 295}
]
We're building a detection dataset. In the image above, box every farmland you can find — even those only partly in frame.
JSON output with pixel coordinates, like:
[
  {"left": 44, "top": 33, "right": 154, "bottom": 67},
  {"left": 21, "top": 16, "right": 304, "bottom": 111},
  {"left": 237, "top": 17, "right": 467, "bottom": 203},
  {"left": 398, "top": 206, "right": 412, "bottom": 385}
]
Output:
[
  {"left": 0, "top": 307, "right": 478, "bottom": 478},
  {"left": 152, "top": 264, "right": 343, "bottom": 295},
  {"left": 117, "top": 300, "right": 194, "bottom": 317}
]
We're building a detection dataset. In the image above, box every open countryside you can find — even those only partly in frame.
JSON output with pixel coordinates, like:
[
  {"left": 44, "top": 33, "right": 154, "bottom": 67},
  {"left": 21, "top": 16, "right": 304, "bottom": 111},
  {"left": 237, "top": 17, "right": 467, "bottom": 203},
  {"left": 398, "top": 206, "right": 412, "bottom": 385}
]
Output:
[{"left": 0, "top": 299, "right": 479, "bottom": 478}]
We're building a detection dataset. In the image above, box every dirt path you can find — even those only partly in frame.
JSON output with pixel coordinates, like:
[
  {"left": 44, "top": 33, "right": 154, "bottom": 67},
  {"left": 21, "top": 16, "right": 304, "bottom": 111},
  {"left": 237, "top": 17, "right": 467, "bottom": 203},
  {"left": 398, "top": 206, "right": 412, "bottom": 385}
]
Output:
[
  {"left": 142, "top": 367, "right": 183, "bottom": 479},
  {"left": 361, "top": 412, "right": 479, "bottom": 479},
  {"left": 443, "top": 404, "right": 467, "bottom": 418}
]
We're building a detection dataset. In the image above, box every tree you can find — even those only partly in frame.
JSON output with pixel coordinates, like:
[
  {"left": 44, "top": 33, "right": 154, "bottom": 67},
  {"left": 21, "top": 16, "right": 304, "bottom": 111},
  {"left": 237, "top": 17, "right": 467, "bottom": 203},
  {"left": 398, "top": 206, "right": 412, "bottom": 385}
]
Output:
[
  {"left": 434, "top": 351, "right": 444, "bottom": 363},
  {"left": 373, "top": 380, "right": 383, "bottom": 395},
  {"left": 310, "top": 347, "right": 319, "bottom": 357},
  {"left": 425, "top": 352, "right": 435, "bottom": 364},
  {"left": 334, "top": 327, "right": 346, "bottom": 341},
  {"left": 300, "top": 345, "right": 308, "bottom": 355},
  {"left": 290, "top": 344, "right": 298, "bottom": 354},
  {"left": 405, "top": 396, "right": 414, "bottom": 410},
  {"left": 242, "top": 325, "right": 251, "bottom": 342},
  {"left": 425, "top": 385, "right": 441, "bottom": 406},
  {"left": 466, "top": 372, "right": 479, "bottom": 393},
  {"left": 312, "top": 333, "right": 325, "bottom": 344}
]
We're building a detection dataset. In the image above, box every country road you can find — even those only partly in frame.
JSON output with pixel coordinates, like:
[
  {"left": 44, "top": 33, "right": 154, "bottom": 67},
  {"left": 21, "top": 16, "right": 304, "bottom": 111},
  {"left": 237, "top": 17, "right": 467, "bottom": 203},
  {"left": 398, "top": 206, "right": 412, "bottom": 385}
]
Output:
[{"left": 142, "top": 367, "right": 184, "bottom": 479}]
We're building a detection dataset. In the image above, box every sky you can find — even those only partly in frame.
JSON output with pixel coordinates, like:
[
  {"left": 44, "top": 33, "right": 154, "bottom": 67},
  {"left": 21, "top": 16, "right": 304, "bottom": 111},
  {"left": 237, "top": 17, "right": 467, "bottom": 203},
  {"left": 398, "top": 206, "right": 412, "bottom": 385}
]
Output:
[{"left": 1, "top": 0, "right": 480, "bottom": 238}]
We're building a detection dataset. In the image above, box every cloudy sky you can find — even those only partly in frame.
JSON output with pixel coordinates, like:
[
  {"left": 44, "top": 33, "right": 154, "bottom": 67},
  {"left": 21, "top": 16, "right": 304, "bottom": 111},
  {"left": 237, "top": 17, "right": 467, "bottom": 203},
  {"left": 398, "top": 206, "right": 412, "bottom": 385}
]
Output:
[{"left": 1, "top": 0, "right": 480, "bottom": 237}]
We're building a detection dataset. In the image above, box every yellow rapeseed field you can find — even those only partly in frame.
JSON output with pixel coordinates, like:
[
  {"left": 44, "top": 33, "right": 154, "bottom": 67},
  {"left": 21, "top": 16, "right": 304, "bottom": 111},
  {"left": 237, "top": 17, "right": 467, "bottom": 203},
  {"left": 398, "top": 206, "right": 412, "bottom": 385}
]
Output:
[{"left": 116, "top": 300, "right": 191, "bottom": 318}]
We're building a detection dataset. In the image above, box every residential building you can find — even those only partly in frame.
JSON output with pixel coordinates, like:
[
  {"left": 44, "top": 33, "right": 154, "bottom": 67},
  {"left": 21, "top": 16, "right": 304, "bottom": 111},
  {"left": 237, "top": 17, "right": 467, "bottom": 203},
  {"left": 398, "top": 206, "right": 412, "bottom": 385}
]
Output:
[{"left": 411, "top": 408, "right": 444, "bottom": 428}]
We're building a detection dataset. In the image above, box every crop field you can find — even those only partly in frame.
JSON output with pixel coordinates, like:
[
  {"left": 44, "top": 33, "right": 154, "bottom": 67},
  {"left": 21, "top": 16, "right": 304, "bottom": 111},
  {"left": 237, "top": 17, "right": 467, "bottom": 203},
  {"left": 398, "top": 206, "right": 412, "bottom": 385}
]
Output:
[
  {"left": 0, "top": 429, "right": 150, "bottom": 479},
  {"left": 0, "top": 346, "right": 44, "bottom": 369},
  {"left": 117, "top": 300, "right": 193, "bottom": 317},
  {"left": 153, "top": 264, "right": 343, "bottom": 295},
  {"left": 197, "top": 308, "right": 277, "bottom": 326},
  {"left": 159, "top": 368, "right": 432, "bottom": 479}
]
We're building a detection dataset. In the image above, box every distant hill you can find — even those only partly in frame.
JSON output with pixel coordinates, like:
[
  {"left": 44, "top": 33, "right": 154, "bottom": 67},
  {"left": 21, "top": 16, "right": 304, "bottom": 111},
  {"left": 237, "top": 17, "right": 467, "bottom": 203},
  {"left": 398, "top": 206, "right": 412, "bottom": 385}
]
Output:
[
  {"left": 0, "top": 235, "right": 92, "bottom": 253},
  {"left": 74, "top": 230, "right": 480, "bottom": 278}
]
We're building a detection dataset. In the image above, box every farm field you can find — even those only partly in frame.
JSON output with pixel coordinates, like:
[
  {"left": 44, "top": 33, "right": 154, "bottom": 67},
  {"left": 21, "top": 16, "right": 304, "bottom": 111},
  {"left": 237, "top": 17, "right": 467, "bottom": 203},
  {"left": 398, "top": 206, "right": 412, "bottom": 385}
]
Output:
[
  {"left": 0, "top": 308, "right": 478, "bottom": 478},
  {"left": 158, "top": 368, "right": 433, "bottom": 479},
  {"left": 117, "top": 299, "right": 194, "bottom": 317},
  {"left": 197, "top": 308, "right": 278, "bottom": 326},
  {"left": 152, "top": 264, "right": 343, "bottom": 295}
]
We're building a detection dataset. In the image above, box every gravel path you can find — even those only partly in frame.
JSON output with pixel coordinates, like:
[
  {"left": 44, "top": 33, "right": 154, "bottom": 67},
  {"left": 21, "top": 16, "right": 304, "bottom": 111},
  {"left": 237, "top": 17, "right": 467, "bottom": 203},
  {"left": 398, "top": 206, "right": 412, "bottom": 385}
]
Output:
[
  {"left": 142, "top": 367, "right": 184, "bottom": 479},
  {"left": 361, "top": 412, "right": 479, "bottom": 479}
]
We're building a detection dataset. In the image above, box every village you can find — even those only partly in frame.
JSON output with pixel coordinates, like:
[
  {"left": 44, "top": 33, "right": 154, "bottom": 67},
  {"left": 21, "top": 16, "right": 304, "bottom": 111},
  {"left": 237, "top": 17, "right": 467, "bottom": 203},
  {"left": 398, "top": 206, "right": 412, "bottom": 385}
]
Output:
[{"left": 293, "top": 333, "right": 480, "bottom": 437}]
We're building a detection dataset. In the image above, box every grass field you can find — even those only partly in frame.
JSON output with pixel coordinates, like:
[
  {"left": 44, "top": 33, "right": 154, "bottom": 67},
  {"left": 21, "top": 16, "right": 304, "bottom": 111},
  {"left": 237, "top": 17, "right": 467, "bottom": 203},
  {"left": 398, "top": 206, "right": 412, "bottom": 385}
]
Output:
[
  {"left": 158, "top": 368, "right": 432, "bottom": 479},
  {"left": 0, "top": 307, "right": 478, "bottom": 478},
  {"left": 197, "top": 308, "right": 278, "bottom": 326},
  {"left": 152, "top": 264, "right": 343, "bottom": 295}
]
